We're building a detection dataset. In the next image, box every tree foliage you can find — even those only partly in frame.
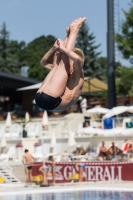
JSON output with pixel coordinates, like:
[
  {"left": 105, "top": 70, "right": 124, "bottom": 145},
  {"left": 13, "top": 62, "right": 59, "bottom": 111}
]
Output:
[
  {"left": 76, "top": 22, "right": 102, "bottom": 78},
  {"left": 116, "top": 0, "right": 133, "bottom": 64},
  {"left": 116, "top": 65, "right": 133, "bottom": 95},
  {"left": 21, "top": 35, "right": 56, "bottom": 80},
  {"left": 0, "top": 22, "right": 25, "bottom": 73}
]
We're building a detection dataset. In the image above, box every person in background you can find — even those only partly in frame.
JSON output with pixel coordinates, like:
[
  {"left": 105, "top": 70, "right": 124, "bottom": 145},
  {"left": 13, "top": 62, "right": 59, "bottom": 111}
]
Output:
[
  {"left": 84, "top": 121, "right": 90, "bottom": 127},
  {"left": 75, "top": 162, "right": 86, "bottom": 182},
  {"left": 48, "top": 156, "right": 56, "bottom": 185},
  {"left": 107, "top": 142, "right": 122, "bottom": 159},
  {"left": 80, "top": 96, "right": 87, "bottom": 113},
  {"left": 76, "top": 96, "right": 82, "bottom": 113},
  {"left": 79, "top": 147, "right": 86, "bottom": 155},
  {"left": 38, "top": 162, "right": 49, "bottom": 186},
  {"left": 38, "top": 156, "right": 56, "bottom": 186},
  {"left": 127, "top": 144, "right": 133, "bottom": 153},
  {"left": 22, "top": 149, "right": 36, "bottom": 187},
  {"left": 99, "top": 141, "right": 107, "bottom": 160},
  {"left": 73, "top": 145, "right": 81, "bottom": 155},
  {"left": 127, "top": 144, "right": 133, "bottom": 158}
]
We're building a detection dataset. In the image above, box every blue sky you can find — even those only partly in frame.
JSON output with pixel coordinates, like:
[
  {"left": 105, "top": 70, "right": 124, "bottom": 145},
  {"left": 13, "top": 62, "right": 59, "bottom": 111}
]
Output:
[{"left": 0, "top": 0, "right": 131, "bottom": 66}]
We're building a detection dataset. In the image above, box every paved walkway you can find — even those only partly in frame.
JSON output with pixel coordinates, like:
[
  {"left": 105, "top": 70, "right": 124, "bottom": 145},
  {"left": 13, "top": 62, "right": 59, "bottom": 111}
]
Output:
[{"left": 0, "top": 181, "right": 133, "bottom": 195}]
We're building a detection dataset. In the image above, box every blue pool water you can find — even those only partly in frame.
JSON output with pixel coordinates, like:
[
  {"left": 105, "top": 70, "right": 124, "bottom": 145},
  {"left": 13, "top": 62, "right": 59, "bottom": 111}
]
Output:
[{"left": 1, "top": 191, "right": 133, "bottom": 200}]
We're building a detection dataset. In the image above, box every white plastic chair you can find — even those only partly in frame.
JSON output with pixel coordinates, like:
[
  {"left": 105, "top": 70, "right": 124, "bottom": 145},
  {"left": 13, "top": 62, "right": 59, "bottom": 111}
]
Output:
[
  {"left": 9, "top": 124, "right": 22, "bottom": 138},
  {"left": 0, "top": 146, "right": 17, "bottom": 162},
  {"left": 27, "top": 124, "right": 41, "bottom": 138},
  {"left": 27, "top": 124, "right": 36, "bottom": 138}
]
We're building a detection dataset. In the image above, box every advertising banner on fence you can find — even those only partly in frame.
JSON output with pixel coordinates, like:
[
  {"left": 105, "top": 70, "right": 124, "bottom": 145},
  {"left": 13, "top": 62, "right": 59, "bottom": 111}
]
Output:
[{"left": 32, "top": 162, "right": 133, "bottom": 183}]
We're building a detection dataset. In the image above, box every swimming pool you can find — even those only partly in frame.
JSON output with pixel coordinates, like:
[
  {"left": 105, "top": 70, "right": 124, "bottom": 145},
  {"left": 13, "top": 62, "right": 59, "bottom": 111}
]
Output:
[{"left": 1, "top": 191, "right": 133, "bottom": 200}]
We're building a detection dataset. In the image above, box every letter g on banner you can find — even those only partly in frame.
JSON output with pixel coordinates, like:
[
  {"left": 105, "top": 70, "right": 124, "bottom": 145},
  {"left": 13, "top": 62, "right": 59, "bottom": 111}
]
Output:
[{"left": 64, "top": 166, "right": 72, "bottom": 180}]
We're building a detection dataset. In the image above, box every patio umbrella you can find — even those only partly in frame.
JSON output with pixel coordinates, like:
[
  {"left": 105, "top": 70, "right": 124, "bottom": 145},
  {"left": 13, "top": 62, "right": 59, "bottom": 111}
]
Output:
[
  {"left": 50, "top": 132, "right": 57, "bottom": 147},
  {"left": 82, "top": 77, "right": 107, "bottom": 93},
  {"left": 42, "top": 111, "right": 49, "bottom": 126},
  {"left": 85, "top": 107, "right": 109, "bottom": 115},
  {"left": 76, "top": 127, "right": 104, "bottom": 136},
  {"left": 104, "top": 128, "right": 123, "bottom": 137},
  {"left": 68, "top": 130, "right": 76, "bottom": 146},
  {"left": 127, "top": 106, "right": 133, "bottom": 113},
  {"left": 5, "top": 112, "right": 12, "bottom": 127},
  {"left": 25, "top": 112, "right": 30, "bottom": 123},
  {"left": 103, "top": 106, "right": 128, "bottom": 119},
  {"left": 17, "top": 77, "right": 107, "bottom": 93},
  {"left": 121, "top": 128, "right": 133, "bottom": 136}
]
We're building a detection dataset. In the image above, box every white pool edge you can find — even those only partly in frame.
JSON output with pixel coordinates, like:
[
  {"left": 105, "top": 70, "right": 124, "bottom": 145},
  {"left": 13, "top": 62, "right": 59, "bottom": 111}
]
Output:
[{"left": 1, "top": 185, "right": 133, "bottom": 196}]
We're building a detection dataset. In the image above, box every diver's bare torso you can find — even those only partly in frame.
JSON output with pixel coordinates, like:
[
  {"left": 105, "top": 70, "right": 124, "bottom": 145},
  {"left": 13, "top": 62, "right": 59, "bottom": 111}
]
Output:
[{"left": 53, "top": 61, "right": 84, "bottom": 111}]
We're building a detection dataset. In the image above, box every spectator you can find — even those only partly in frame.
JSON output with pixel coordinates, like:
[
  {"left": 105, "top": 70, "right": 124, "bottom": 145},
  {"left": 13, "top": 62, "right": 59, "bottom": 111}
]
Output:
[
  {"left": 127, "top": 144, "right": 133, "bottom": 153},
  {"left": 84, "top": 121, "right": 90, "bottom": 127},
  {"left": 80, "top": 96, "right": 87, "bottom": 113},
  {"left": 127, "top": 144, "right": 133, "bottom": 159},
  {"left": 107, "top": 142, "right": 122, "bottom": 160},
  {"left": 79, "top": 147, "right": 86, "bottom": 155},
  {"left": 99, "top": 141, "right": 107, "bottom": 160},
  {"left": 73, "top": 145, "right": 81, "bottom": 156},
  {"left": 76, "top": 96, "right": 82, "bottom": 113}
]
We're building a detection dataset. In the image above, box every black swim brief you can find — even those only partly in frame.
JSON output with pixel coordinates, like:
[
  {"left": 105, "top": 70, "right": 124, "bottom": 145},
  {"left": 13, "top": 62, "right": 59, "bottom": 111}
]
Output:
[
  {"left": 27, "top": 165, "right": 32, "bottom": 170},
  {"left": 35, "top": 92, "right": 62, "bottom": 111}
]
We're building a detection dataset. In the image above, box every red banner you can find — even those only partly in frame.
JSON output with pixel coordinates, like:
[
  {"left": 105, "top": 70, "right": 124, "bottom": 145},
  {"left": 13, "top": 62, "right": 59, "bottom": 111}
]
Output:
[{"left": 32, "top": 161, "right": 133, "bottom": 183}]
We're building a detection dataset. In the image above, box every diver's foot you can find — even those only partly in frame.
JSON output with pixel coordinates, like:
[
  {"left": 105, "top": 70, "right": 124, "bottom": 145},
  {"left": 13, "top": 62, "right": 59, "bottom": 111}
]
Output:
[{"left": 70, "top": 17, "right": 86, "bottom": 32}]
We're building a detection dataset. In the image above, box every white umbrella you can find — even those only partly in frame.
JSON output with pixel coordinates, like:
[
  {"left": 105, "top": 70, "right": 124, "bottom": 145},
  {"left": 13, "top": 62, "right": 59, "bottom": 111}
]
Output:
[
  {"left": 85, "top": 107, "right": 109, "bottom": 115},
  {"left": 50, "top": 132, "right": 57, "bottom": 147},
  {"left": 127, "top": 106, "right": 133, "bottom": 113},
  {"left": 5, "top": 112, "right": 12, "bottom": 127},
  {"left": 25, "top": 112, "right": 30, "bottom": 123},
  {"left": 68, "top": 131, "right": 76, "bottom": 146},
  {"left": 76, "top": 127, "right": 104, "bottom": 136},
  {"left": 103, "top": 106, "right": 128, "bottom": 119},
  {"left": 104, "top": 128, "right": 123, "bottom": 137},
  {"left": 121, "top": 128, "right": 133, "bottom": 136},
  {"left": 42, "top": 111, "right": 49, "bottom": 126}
]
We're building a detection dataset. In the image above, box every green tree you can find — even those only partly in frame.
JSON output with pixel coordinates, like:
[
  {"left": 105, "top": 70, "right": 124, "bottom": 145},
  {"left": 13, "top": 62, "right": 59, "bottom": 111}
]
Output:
[
  {"left": 76, "top": 22, "right": 102, "bottom": 78},
  {"left": 22, "top": 35, "right": 56, "bottom": 80},
  {"left": 116, "top": 0, "right": 133, "bottom": 64},
  {"left": 116, "top": 65, "right": 133, "bottom": 95},
  {"left": 0, "top": 22, "right": 24, "bottom": 73}
]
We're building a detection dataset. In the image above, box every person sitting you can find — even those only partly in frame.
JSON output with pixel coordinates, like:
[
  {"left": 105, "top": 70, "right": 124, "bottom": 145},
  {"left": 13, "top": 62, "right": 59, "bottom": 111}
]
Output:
[
  {"left": 79, "top": 147, "right": 86, "bottom": 156},
  {"left": 107, "top": 142, "right": 122, "bottom": 160},
  {"left": 99, "top": 141, "right": 107, "bottom": 160},
  {"left": 127, "top": 144, "right": 133, "bottom": 153},
  {"left": 73, "top": 146, "right": 81, "bottom": 156},
  {"left": 127, "top": 144, "right": 133, "bottom": 158}
]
